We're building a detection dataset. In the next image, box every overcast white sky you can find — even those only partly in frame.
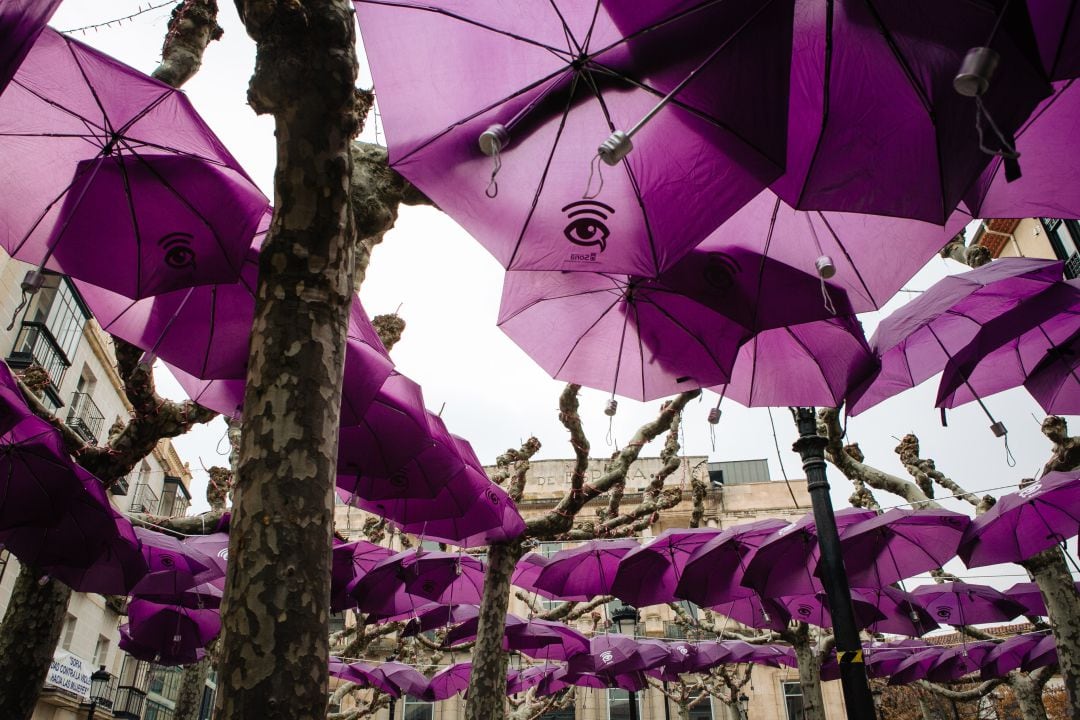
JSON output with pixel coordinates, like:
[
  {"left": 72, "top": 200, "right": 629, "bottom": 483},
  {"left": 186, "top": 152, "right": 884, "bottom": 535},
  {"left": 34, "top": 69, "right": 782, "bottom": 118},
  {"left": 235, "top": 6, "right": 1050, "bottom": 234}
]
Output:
[{"left": 47, "top": 3, "right": 1076, "bottom": 588}]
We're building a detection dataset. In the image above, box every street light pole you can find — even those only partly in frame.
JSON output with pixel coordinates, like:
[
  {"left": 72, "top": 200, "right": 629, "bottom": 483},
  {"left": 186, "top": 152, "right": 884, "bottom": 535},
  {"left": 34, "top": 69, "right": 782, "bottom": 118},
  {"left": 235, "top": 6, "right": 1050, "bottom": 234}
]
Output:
[
  {"left": 792, "top": 407, "right": 876, "bottom": 720},
  {"left": 87, "top": 665, "right": 112, "bottom": 720}
]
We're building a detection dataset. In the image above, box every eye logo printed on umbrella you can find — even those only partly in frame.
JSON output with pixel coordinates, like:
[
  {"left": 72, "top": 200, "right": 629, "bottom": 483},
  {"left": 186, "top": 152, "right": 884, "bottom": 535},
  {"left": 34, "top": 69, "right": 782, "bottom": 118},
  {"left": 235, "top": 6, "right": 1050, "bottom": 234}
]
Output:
[
  {"left": 389, "top": 470, "right": 408, "bottom": 488},
  {"left": 159, "top": 233, "right": 197, "bottom": 270},
  {"left": 421, "top": 581, "right": 436, "bottom": 595},
  {"left": 600, "top": 651, "right": 614, "bottom": 665},
  {"left": 795, "top": 604, "right": 813, "bottom": 618},
  {"left": 677, "top": 645, "right": 689, "bottom": 656},
  {"left": 702, "top": 252, "right": 741, "bottom": 296},
  {"left": 1018, "top": 482, "right": 1044, "bottom": 499},
  {"left": 485, "top": 489, "right": 500, "bottom": 505},
  {"left": 562, "top": 200, "right": 613, "bottom": 255},
  {"left": 935, "top": 607, "right": 952, "bottom": 620},
  {"left": 160, "top": 555, "right": 175, "bottom": 568}
]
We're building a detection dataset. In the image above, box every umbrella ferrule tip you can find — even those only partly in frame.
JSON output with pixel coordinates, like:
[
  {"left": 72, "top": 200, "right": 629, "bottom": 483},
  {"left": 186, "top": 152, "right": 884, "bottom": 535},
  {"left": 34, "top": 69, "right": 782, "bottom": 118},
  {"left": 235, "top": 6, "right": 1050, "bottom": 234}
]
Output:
[
  {"left": 598, "top": 131, "right": 632, "bottom": 166},
  {"left": 815, "top": 255, "right": 836, "bottom": 279},
  {"left": 20, "top": 270, "right": 45, "bottom": 294},
  {"left": 479, "top": 124, "right": 509, "bottom": 156},
  {"left": 954, "top": 47, "right": 999, "bottom": 97}
]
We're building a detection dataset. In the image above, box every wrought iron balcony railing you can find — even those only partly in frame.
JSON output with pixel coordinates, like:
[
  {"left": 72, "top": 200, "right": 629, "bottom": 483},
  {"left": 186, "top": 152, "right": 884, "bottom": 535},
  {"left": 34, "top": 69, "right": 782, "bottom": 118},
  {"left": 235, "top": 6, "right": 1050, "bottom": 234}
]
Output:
[
  {"left": 66, "top": 391, "right": 104, "bottom": 445},
  {"left": 6, "top": 321, "right": 71, "bottom": 395}
]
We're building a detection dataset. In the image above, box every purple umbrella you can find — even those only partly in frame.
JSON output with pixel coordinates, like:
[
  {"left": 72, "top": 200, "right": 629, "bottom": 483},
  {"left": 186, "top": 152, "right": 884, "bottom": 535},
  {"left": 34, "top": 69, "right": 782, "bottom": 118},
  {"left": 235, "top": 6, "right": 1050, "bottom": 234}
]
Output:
[
  {"left": 119, "top": 623, "right": 205, "bottom": 666},
  {"left": 0, "top": 413, "right": 85, "bottom": 530},
  {"left": 46, "top": 509, "right": 147, "bottom": 595},
  {"left": 741, "top": 508, "right": 876, "bottom": 597},
  {"left": 1004, "top": 582, "right": 1049, "bottom": 616},
  {"left": 709, "top": 594, "right": 792, "bottom": 633},
  {"left": 0, "top": 29, "right": 268, "bottom": 300},
  {"left": 132, "top": 578, "right": 223, "bottom": 610},
  {"left": 865, "top": 645, "right": 929, "bottom": 679},
  {"left": 910, "top": 582, "right": 1027, "bottom": 626},
  {"left": 511, "top": 553, "right": 558, "bottom": 599},
  {"left": 331, "top": 659, "right": 402, "bottom": 697},
  {"left": 337, "top": 372, "right": 431, "bottom": 481},
  {"left": 665, "top": 193, "right": 969, "bottom": 320},
  {"left": 355, "top": 0, "right": 793, "bottom": 277},
  {"left": 852, "top": 587, "right": 939, "bottom": 638},
  {"left": 369, "top": 662, "right": 429, "bottom": 699},
  {"left": 351, "top": 550, "right": 486, "bottom": 616},
  {"left": 126, "top": 599, "right": 221, "bottom": 660},
  {"left": 684, "top": 641, "right": 733, "bottom": 673},
  {"left": 963, "top": 80, "right": 1080, "bottom": 220},
  {"left": 533, "top": 539, "right": 640, "bottom": 601},
  {"left": 331, "top": 539, "right": 394, "bottom": 612},
  {"left": 539, "top": 665, "right": 647, "bottom": 695},
  {"left": 934, "top": 280, "right": 1080, "bottom": 410},
  {"left": 849, "top": 258, "right": 1068, "bottom": 416},
  {"left": 709, "top": 315, "right": 876, "bottom": 408},
  {"left": 0, "top": 464, "right": 121, "bottom": 572},
  {"left": 359, "top": 458, "right": 526, "bottom": 549},
  {"left": 498, "top": 270, "right": 750, "bottom": 402},
  {"left": 567, "top": 635, "right": 670, "bottom": 675},
  {"left": 340, "top": 409, "right": 465, "bottom": 502},
  {"left": 926, "top": 641, "right": 997, "bottom": 682},
  {"left": 0, "top": 0, "right": 62, "bottom": 95},
  {"left": 982, "top": 633, "right": 1050, "bottom": 679},
  {"left": 508, "top": 664, "right": 559, "bottom": 695},
  {"left": 957, "top": 472, "right": 1080, "bottom": 568},
  {"left": 887, "top": 646, "right": 946, "bottom": 685},
  {"left": 182, "top": 532, "right": 230, "bottom": 583},
  {"left": 676, "top": 518, "right": 789, "bottom": 607},
  {"left": 1023, "top": 633, "right": 1059, "bottom": 671},
  {"left": 421, "top": 662, "right": 471, "bottom": 702},
  {"left": 780, "top": 591, "right": 887, "bottom": 631},
  {"left": 448, "top": 615, "right": 588, "bottom": 661},
  {"left": 1024, "top": 329, "right": 1080, "bottom": 414},
  {"left": 773, "top": 0, "right": 1049, "bottom": 224},
  {"left": 395, "top": 604, "right": 480, "bottom": 638},
  {"left": 833, "top": 508, "right": 972, "bottom": 589},
  {"left": 610, "top": 527, "right": 720, "bottom": 607},
  {"left": 134, "top": 527, "right": 213, "bottom": 584}
]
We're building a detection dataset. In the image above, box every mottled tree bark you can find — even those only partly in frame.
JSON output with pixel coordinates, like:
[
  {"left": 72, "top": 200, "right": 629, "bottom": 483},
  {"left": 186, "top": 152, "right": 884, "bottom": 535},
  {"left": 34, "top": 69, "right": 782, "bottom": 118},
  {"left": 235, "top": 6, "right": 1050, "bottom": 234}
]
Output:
[
  {"left": 789, "top": 626, "right": 827, "bottom": 720},
  {"left": 1010, "top": 671, "right": 1049, "bottom": 720},
  {"left": 215, "top": 1, "right": 359, "bottom": 718},
  {"left": 1022, "top": 546, "right": 1080, "bottom": 714},
  {"left": 0, "top": 566, "right": 73, "bottom": 719},
  {"left": 464, "top": 539, "right": 523, "bottom": 720},
  {"left": 174, "top": 654, "right": 213, "bottom": 720}
]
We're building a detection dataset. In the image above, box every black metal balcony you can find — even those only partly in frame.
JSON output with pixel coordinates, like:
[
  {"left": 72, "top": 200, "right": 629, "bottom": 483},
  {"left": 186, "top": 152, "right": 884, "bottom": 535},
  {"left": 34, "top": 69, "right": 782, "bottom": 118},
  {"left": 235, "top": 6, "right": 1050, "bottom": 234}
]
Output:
[
  {"left": 1066, "top": 252, "right": 1080, "bottom": 280},
  {"left": 66, "top": 391, "right": 104, "bottom": 445},
  {"left": 129, "top": 482, "right": 160, "bottom": 514},
  {"left": 6, "top": 321, "right": 71, "bottom": 405}
]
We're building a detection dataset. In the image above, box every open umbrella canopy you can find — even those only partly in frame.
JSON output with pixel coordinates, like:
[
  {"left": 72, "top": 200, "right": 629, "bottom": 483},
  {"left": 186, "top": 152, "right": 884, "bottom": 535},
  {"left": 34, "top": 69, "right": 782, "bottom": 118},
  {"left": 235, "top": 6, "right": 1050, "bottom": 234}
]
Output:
[
  {"left": 910, "top": 582, "right": 1027, "bottom": 626},
  {"left": 498, "top": 270, "right": 751, "bottom": 402},
  {"left": 935, "top": 280, "right": 1080, "bottom": 409},
  {"left": 1024, "top": 632, "right": 1059, "bottom": 671},
  {"left": 675, "top": 518, "right": 788, "bottom": 607},
  {"left": 1028, "top": 2, "right": 1080, "bottom": 80},
  {"left": 368, "top": 662, "right": 430, "bottom": 699},
  {"left": 126, "top": 599, "right": 221, "bottom": 659},
  {"left": 331, "top": 539, "right": 395, "bottom": 612},
  {"left": 446, "top": 614, "right": 588, "bottom": 661},
  {"left": 392, "top": 604, "right": 480, "bottom": 638},
  {"left": 132, "top": 577, "right": 223, "bottom": 610},
  {"left": 351, "top": 550, "right": 486, "bottom": 615},
  {"left": 709, "top": 594, "right": 792, "bottom": 633},
  {"left": 741, "top": 508, "right": 876, "bottom": 597},
  {"left": 610, "top": 527, "right": 720, "bottom": 607},
  {"left": 773, "top": 0, "right": 1050, "bottom": 224},
  {"left": 510, "top": 553, "right": 559, "bottom": 600},
  {"left": 663, "top": 193, "right": 968, "bottom": 321},
  {"left": 832, "top": 508, "right": 971, "bottom": 588},
  {"left": 0, "top": 28, "right": 267, "bottom": 300},
  {"left": 709, "top": 314, "right": 875, "bottom": 408},
  {"left": 849, "top": 258, "right": 1068, "bottom": 415},
  {"left": 982, "top": 633, "right": 1051, "bottom": 679},
  {"left": 421, "top": 662, "right": 471, "bottom": 702},
  {"left": 1023, "top": 326, "right": 1080, "bottom": 414},
  {"left": 926, "top": 641, "right": 997, "bottom": 682},
  {"left": 887, "top": 646, "right": 945, "bottom": 685},
  {"left": 567, "top": 634, "right": 670, "bottom": 675},
  {"left": 181, "top": 532, "right": 229, "bottom": 583},
  {"left": 356, "top": 0, "right": 794, "bottom": 277},
  {"left": 852, "top": 587, "right": 940, "bottom": 637},
  {"left": 964, "top": 80, "right": 1080, "bottom": 220},
  {"left": 45, "top": 508, "right": 146, "bottom": 595},
  {"left": 0, "top": 412, "right": 84, "bottom": 530},
  {"left": 508, "top": 664, "right": 559, "bottom": 695},
  {"left": 958, "top": 471, "right": 1080, "bottom": 567},
  {"left": 533, "top": 539, "right": 640, "bottom": 601},
  {"left": 0, "top": 0, "right": 62, "bottom": 95},
  {"left": 779, "top": 590, "right": 887, "bottom": 631},
  {"left": 119, "top": 623, "right": 206, "bottom": 666}
]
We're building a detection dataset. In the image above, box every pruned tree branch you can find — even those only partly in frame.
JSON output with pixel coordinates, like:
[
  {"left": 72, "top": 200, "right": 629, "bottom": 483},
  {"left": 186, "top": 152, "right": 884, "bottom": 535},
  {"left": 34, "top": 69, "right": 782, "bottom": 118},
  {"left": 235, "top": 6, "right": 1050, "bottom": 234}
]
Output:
[{"left": 152, "top": 0, "right": 223, "bottom": 87}]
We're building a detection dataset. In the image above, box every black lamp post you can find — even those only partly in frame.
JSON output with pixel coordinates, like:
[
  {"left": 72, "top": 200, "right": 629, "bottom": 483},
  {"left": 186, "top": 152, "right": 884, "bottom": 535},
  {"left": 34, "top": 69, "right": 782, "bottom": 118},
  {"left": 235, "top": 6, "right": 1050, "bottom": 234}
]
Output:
[
  {"left": 793, "top": 408, "right": 875, "bottom": 720},
  {"left": 610, "top": 604, "right": 640, "bottom": 720},
  {"left": 738, "top": 692, "right": 750, "bottom": 719},
  {"left": 87, "top": 665, "right": 113, "bottom": 720},
  {"left": 385, "top": 655, "right": 397, "bottom": 720}
]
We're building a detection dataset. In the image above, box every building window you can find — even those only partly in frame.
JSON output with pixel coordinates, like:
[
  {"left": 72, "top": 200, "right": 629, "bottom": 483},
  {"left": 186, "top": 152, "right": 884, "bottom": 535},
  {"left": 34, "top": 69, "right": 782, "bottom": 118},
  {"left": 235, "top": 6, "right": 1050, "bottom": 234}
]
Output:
[
  {"left": 66, "top": 366, "right": 104, "bottom": 444},
  {"left": 93, "top": 635, "right": 111, "bottom": 666},
  {"left": 148, "top": 665, "right": 183, "bottom": 702},
  {"left": 6, "top": 272, "right": 90, "bottom": 399},
  {"left": 197, "top": 685, "right": 215, "bottom": 720},
  {"left": 60, "top": 613, "right": 77, "bottom": 651},
  {"left": 538, "top": 542, "right": 565, "bottom": 611},
  {"left": 130, "top": 461, "right": 159, "bottom": 514},
  {"left": 158, "top": 475, "right": 190, "bottom": 517},
  {"left": 689, "top": 698, "right": 714, "bottom": 720},
  {"left": 783, "top": 681, "right": 804, "bottom": 720},
  {"left": 402, "top": 695, "right": 434, "bottom": 720},
  {"left": 539, "top": 707, "right": 575, "bottom": 720},
  {"left": 144, "top": 699, "right": 175, "bottom": 720},
  {"left": 608, "top": 689, "right": 642, "bottom": 720},
  {"left": 1041, "top": 218, "right": 1080, "bottom": 278}
]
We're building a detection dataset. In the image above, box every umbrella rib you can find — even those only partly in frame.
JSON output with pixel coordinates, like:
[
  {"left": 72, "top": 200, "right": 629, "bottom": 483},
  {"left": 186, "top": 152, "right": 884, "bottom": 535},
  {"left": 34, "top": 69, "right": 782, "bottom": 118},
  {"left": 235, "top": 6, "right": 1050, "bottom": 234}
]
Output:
[
  {"left": 497, "top": 283, "right": 623, "bottom": 326},
  {"left": 505, "top": 73, "right": 585, "bottom": 270},
  {"left": 115, "top": 152, "right": 147, "bottom": 297},
  {"left": 7, "top": 82, "right": 109, "bottom": 143},
  {"left": 794, "top": 0, "right": 835, "bottom": 210},
  {"left": 631, "top": 294, "right": 645, "bottom": 399},
  {"left": 63, "top": 36, "right": 118, "bottom": 139},
  {"left": 543, "top": 0, "right": 583, "bottom": 56}
]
